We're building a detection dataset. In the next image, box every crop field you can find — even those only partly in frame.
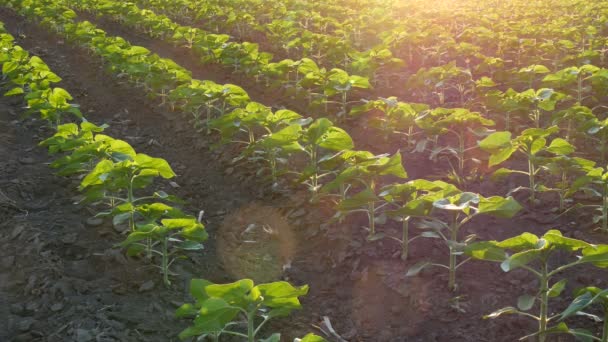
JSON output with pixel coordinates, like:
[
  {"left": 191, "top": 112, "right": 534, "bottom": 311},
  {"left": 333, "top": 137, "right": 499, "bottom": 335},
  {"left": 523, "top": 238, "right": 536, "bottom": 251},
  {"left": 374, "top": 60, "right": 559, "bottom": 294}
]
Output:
[{"left": 2, "top": 0, "right": 608, "bottom": 341}]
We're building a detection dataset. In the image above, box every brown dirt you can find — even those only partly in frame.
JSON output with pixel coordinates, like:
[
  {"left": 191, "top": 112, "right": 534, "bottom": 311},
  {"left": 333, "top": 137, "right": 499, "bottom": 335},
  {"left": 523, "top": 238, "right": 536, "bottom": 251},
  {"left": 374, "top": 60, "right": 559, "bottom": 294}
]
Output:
[{"left": 0, "top": 7, "right": 607, "bottom": 342}]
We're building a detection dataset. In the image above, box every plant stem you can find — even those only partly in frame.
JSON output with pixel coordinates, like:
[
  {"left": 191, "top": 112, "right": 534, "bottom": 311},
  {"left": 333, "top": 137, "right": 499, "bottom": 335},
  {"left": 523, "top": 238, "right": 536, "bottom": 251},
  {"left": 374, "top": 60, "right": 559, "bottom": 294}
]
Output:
[
  {"left": 458, "top": 130, "right": 465, "bottom": 177},
  {"left": 448, "top": 215, "right": 459, "bottom": 291},
  {"left": 368, "top": 200, "right": 376, "bottom": 238},
  {"left": 538, "top": 262, "right": 550, "bottom": 342},
  {"left": 162, "top": 236, "right": 170, "bottom": 286},
  {"left": 247, "top": 312, "right": 255, "bottom": 342},
  {"left": 401, "top": 218, "right": 409, "bottom": 260},
  {"left": 528, "top": 155, "right": 536, "bottom": 204},
  {"left": 603, "top": 182, "right": 608, "bottom": 232},
  {"left": 310, "top": 147, "right": 318, "bottom": 192},
  {"left": 128, "top": 175, "right": 136, "bottom": 231},
  {"left": 602, "top": 310, "right": 608, "bottom": 342}
]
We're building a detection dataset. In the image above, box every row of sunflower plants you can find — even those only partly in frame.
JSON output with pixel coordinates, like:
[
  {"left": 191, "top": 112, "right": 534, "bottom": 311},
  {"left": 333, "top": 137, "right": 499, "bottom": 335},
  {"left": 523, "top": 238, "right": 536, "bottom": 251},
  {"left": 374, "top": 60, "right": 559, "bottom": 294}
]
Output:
[
  {"left": 0, "top": 17, "right": 324, "bottom": 341},
  {"left": 66, "top": 0, "right": 380, "bottom": 116},
  {"left": 0, "top": 18, "right": 205, "bottom": 287}
]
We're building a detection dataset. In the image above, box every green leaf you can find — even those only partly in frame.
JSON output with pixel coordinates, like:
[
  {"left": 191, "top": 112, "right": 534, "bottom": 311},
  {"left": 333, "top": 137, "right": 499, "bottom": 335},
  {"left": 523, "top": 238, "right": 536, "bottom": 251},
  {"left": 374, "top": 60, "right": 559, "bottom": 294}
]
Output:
[
  {"left": 433, "top": 192, "right": 479, "bottom": 211},
  {"left": 374, "top": 152, "right": 408, "bottom": 178},
  {"left": 259, "top": 333, "right": 281, "bottom": 342},
  {"left": 546, "top": 138, "right": 575, "bottom": 155},
  {"left": 257, "top": 281, "right": 309, "bottom": 310},
  {"left": 492, "top": 167, "right": 515, "bottom": 180},
  {"left": 205, "top": 279, "right": 254, "bottom": 308},
  {"left": 548, "top": 279, "right": 567, "bottom": 298},
  {"left": 580, "top": 245, "right": 608, "bottom": 267},
  {"left": 189, "top": 279, "right": 213, "bottom": 302},
  {"left": 544, "top": 230, "right": 592, "bottom": 251},
  {"left": 478, "top": 131, "right": 512, "bottom": 151},
  {"left": 560, "top": 288, "right": 608, "bottom": 320},
  {"left": 134, "top": 154, "right": 176, "bottom": 178},
  {"left": 569, "top": 328, "right": 596, "bottom": 342},
  {"left": 178, "top": 298, "right": 240, "bottom": 338},
  {"left": 338, "top": 189, "right": 379, "bottom": 211},
  {"left": 477, "top": 196, "right": 522, "bottom": 218},
  {"left": 530, "top": 138, "right": 546, "bottom": 155},
  {"left": 517, "top": 294, "right": 535, "bottom": 311},
  {"left": 406, "top": 261, "right": 433, "bottom": 276},
  {"left": 306, "top": 118, "right": 354, "bottom": 151},
  {"left": 4, "top": 87, "right": 24, "bottom": 96},
  {"left": 501, "top": 249, "right": 542, "bottom": 272},
  {"left": 484, "top": 307, "right": 518, "bottom": 319},
  {"left": 297, "top": 333, "right": 329, "bottom": 342},
  {"left": 496, "top": 232, "right": 540, "bottom": 251},
  {"left": 488, "top": 145, "right": 517, "bottom": 166},
  {"left": 465, "top": 241, "right": 508, "bottom": 262},
  {"left": 48, "top": 87, "right": 73, "bottom": 107},
  {"left": 175, "top": 303, "right": 198, "bottom": 318}
]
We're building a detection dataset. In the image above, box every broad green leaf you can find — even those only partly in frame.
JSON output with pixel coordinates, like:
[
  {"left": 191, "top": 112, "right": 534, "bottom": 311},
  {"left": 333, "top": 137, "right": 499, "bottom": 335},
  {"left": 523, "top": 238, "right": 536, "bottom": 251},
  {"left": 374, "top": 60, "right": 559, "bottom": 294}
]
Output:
[
  {"left": 496, "top": 232, "right": 540, "bottom": 251},
  {"left": 517, "top": 294, "right": 535, "bottom": 311},
  {"left": 338, "top": 189, "right": 379, "bottom": 210},
  {"left": 135, "top": 154, "right": 176, "bottom": 178},
  {"left": 544, "top": 230, "right": 592, "bottom": 251},
  {"left": 205, "top": 279, "right": 254, "bottom": 307},
  {"left": 189, "top": 279, "right": 213, "bottom": 302},
  {"left": 178, "top": 298, "right": 240, "bottom": 338},
  {"left": 478, "top": 131, "right": 512, "bottom": 151},
  {"left": 548, "top": 279, "right": 567, "bottom": 298},
  {"left": 546, "top": 138, "right": 574, "bottom": 155},
  {"left": 257, "top": 281, "right": 309, "bottom": 310},
  {"left": 501, "top": 249, "right": 542, "bottom": 272},
  {"left": 297, "top": 333, "right": 329, "bottom": 342},
  {"left": 580, "top": 245, "right": 608, "bottom": 267},
  {"left": 465, "top": 241, "right": 508, "bottom": 262},
  {"left": 488, "top": 145, "right": 517, "bottom": 166},
  {"left": 478, "top": 196, "right": 522, "bottom": 218},
  {"left": 530, "top": 138, "right": 546, "bottom": 155}
]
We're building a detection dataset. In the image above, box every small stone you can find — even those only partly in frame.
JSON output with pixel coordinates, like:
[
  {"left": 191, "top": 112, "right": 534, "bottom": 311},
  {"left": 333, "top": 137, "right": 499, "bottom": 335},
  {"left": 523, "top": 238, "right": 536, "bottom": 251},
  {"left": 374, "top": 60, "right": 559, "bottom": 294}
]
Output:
[
  {"left": 170, "top": 300, "right": 183, "bottom": 308},
  {"left": 225, "top": 167, "right": 234, "bottom": 175},
  {"left": 13, "top": 333, "right": 33, "bottom": 342},
  {"left": 25, "top": 302, "right": 39, "bottom": 313},
  {"left": 17, "top": 318, "right": 34, "bottom": 332},
  {"left": 112, "top": 223, "right": 129, "bottom": 233},
  {"left": 18, "top": 157, "right": 34, "bottom": 164},
  {"left": 138, "top": 280, "right": 155, "bottom": 292},
  {"left": 289, "top": 208, "right": 306, "bottom": 218},
  {"left": 85, "top": 217, "right": 104, "bottom": 227},
  {"left": 61, "top": 234, "right": 77, "bottom": 244},
  {"left": 75, "top": 328, "right": 94, "bottom": 342},
  {"left": 111, "top": 285, "right": 127, "bottom": 295},
  {"left": 10, "top": 303, "right": 25, "bottom": 315},
  {"left": 2, "top": 255, "right": 15, "bottom": 268},
  {"left": 11, "top": 225, "right": 25, "bottom": 239},
  {"left": 50, "top": 302, "right": 64, "bottom": 312}
]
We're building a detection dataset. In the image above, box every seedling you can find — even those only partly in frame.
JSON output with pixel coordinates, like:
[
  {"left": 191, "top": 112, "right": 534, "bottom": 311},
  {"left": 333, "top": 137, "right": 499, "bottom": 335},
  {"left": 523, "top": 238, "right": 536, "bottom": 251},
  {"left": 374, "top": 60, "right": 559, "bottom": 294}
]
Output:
[
  {"left": 559, "top": 287, "right": 608, "bottom": 342},
  {"left": 479, "top": 126, "right": 574, "bottom": 204},
  {"left": 380, "top": 179, "right": 459, "bottom": 260},
  {"left": 176, "top": 279, "right": 308, "bottom": 341},
  {"left": 117, "top": 204, "right": 206, "bottom": 286},
  {"left": 323, "top": 151, "right": 407, "bottom": 240},
  {"left": 466, "top": 230, "right": 608, "bottom": 342},
  {"left": 408, "top": 191, "right": 521, "bottom": 291}
]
